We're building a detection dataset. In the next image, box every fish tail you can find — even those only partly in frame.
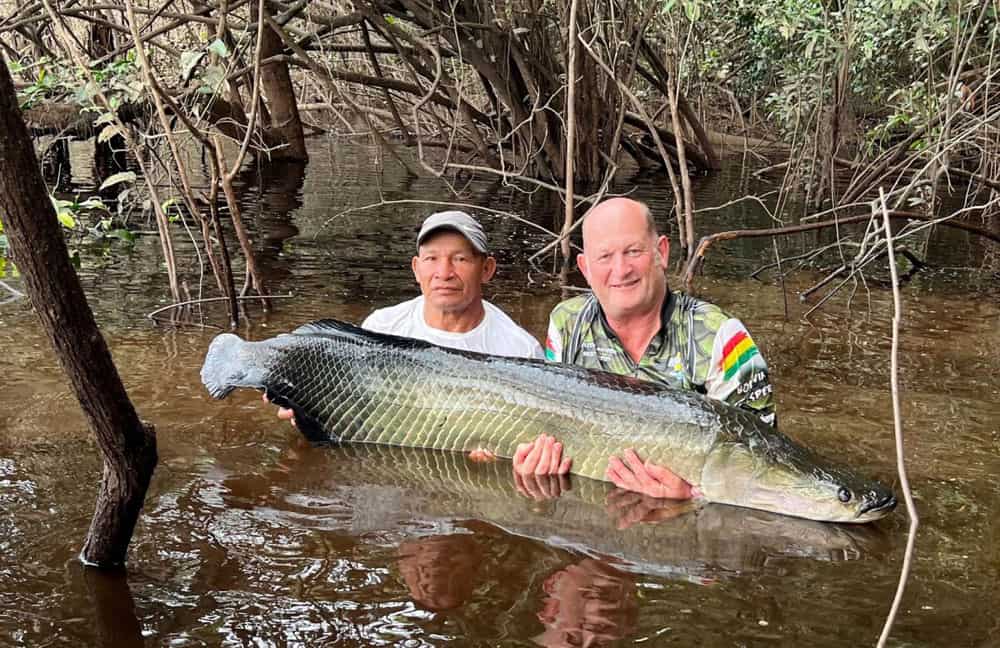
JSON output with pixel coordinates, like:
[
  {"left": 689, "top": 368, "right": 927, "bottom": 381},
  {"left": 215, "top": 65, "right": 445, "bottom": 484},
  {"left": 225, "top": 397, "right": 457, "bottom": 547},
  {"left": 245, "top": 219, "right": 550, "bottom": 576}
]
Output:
[{"left": 201, "top": 333, "right": 251, "bottom": 399}]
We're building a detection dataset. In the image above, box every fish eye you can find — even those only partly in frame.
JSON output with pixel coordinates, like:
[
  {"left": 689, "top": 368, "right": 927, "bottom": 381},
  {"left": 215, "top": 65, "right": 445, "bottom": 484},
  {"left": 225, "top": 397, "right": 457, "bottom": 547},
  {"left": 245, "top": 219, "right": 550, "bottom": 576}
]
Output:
[{"left": 838, "top": 487, "right": 852, "bottom": 503}]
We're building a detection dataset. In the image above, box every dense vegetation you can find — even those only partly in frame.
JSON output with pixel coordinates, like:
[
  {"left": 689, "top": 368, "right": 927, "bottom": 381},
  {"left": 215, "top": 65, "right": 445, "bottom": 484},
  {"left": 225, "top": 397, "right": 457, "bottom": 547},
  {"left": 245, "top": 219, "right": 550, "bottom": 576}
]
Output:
[{"left": 0, "top": 0, "right": 996, "bottom": 318}]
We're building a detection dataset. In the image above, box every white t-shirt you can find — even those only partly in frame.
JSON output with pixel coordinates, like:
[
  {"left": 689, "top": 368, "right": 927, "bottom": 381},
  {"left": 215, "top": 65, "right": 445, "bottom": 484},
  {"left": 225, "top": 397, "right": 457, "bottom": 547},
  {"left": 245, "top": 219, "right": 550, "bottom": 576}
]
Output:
[{"left": 362, "top": 296, "right": 544, "bottom": 360}]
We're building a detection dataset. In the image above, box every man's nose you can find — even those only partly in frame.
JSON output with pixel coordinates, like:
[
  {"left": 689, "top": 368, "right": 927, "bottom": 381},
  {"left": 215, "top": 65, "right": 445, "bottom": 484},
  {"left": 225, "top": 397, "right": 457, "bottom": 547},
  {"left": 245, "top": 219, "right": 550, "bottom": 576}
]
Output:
[
  {"left": 610, "top": 253, "right": 630, "bottom": 277},
  {"left": 434, "top": 259, "right": 456, "bottom": 277}
]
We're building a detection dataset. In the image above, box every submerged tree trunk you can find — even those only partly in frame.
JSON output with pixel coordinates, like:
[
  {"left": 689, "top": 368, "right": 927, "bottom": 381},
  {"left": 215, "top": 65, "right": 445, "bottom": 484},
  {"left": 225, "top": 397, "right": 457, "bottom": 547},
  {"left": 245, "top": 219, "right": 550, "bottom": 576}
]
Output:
[{"left": 0, "top": 56, "right": 157, "bottom": 568}]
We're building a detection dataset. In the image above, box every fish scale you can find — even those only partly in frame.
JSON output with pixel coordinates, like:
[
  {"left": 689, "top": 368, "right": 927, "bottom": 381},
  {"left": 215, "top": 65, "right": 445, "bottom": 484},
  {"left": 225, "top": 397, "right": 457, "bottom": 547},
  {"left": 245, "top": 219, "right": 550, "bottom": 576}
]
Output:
[{"left": 200, "top": 318, "right": 897, "bottom": 523}]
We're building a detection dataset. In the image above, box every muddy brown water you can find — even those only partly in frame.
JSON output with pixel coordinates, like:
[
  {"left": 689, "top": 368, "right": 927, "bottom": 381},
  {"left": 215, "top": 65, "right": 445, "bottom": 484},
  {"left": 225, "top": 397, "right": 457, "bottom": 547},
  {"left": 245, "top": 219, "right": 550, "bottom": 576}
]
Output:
[{"left": 1, "top": 141, "right": 998, "bottom": 647}]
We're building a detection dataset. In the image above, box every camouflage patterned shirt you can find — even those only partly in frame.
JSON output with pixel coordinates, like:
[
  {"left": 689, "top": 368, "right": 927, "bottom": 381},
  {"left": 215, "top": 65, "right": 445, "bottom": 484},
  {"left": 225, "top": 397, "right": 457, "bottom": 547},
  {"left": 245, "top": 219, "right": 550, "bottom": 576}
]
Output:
[{"left": 545, "top": 291, "right": 775, "bottom": 426}]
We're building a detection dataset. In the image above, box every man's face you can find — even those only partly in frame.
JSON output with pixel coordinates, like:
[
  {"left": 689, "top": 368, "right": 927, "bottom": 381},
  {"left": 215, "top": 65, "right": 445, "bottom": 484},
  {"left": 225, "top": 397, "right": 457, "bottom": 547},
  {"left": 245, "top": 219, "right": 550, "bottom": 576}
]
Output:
[
  {"left": 412, "top": 231, "right": 496, "bottom": 314},
  {"left": 577, "top": 204, "right": 669, "bottom": 322}
]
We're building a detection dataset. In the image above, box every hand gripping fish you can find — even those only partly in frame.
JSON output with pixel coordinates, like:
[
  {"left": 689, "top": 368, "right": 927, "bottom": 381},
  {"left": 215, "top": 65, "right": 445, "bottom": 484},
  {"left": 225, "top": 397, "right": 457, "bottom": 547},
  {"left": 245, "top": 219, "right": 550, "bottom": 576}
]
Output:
[{"left": 200, "top": 319, "right": 897, "bottom": 523}]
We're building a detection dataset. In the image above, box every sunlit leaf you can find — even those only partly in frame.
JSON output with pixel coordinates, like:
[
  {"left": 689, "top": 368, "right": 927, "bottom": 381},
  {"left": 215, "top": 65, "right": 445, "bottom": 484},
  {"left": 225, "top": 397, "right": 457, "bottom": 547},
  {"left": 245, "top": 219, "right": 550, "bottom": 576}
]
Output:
[
  {"left": 94, "top": 111, "right": 117, "bottom": 127},
  {"left": 180, "top": 51, "right": 205, "bottom": 82},
  {"left": 97, "top": 124, "right": 123, "bottom": 144},
  {"left": 78, "top": 198, "right": 107, "bottom": 211},
  {"left": 99, "top": 171, "right": 136, "bottom": 191},
  {"left": 208, "top": 39, "right": 230, "bottom": 59},
  {"left": 57, "top": 211, "right": 76, "bottom": 229}
]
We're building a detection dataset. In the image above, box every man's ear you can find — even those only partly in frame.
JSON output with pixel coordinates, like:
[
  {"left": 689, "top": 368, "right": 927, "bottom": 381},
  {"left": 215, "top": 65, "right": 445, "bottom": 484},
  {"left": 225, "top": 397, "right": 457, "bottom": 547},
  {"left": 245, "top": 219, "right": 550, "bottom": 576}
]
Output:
[
  {"left": 411, "top": 255, "right": 420, "bottom": 282},
  {"left": 576, "top": 252, "right": 590, "bottom": 282},
  {"left": 656, "top": 235, "right": 670, "bottom": 269},
  {"left": 481, "top": 255, "right": 497, "bottom": 283}
]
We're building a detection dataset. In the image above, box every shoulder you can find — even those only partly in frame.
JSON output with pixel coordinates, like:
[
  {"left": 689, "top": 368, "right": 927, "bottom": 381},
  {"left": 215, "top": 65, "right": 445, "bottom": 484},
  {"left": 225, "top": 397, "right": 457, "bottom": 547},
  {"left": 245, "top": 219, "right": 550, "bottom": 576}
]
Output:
[
  {"left": 672, "top": 292, "right": 732, "bottom": 335},
  {"left": 548, "top": 293, "right": 592, "bottom": 327},
  {"left": 362, "top": 296, "right": 422, "bottom": 335}
]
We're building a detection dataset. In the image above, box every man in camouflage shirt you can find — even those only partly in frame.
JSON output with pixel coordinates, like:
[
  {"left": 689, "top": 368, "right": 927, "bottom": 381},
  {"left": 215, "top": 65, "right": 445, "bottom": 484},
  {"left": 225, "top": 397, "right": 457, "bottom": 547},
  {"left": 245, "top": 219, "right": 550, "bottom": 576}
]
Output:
[{"left": 513, "top": 198, "right": 774, "bottom": 500}]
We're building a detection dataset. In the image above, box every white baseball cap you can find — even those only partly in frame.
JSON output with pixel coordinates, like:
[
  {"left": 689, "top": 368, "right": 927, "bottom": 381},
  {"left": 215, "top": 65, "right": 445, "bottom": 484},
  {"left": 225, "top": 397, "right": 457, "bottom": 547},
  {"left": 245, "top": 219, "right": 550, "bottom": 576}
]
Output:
[{"left": 416, "top": 210, "right": 489, "bottom": 254}]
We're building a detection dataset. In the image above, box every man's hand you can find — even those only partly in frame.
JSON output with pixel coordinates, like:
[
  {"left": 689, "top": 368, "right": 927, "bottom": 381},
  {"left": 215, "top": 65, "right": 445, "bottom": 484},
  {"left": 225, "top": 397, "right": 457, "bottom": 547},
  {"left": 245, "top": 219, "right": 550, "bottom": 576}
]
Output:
[
  {"left": 605, "top": 449, "right": 702, "bottom": 500},
  {"left": 512, "top": 433, "right": 572, "bottom": 476},
  {"left": 262, "top": 392, "right": 296, "bottom": 427}
]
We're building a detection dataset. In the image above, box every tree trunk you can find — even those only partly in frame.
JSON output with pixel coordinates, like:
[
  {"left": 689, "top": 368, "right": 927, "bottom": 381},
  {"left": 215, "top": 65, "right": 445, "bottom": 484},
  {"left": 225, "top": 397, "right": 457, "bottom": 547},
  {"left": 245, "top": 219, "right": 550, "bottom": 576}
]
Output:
[
  {"left": 0, "top": 56, "right": 157, "bottom": 568},
  {"left": 258, "top": 1, "right": 308, "bottom": 161}
]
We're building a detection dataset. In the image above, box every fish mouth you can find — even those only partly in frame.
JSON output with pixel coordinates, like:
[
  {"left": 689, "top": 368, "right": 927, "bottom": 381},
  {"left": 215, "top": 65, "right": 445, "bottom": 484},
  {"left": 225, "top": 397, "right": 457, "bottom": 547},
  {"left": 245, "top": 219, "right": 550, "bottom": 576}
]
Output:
[{"left": 857, "top": 493, "right": 897, "bottom": 518}]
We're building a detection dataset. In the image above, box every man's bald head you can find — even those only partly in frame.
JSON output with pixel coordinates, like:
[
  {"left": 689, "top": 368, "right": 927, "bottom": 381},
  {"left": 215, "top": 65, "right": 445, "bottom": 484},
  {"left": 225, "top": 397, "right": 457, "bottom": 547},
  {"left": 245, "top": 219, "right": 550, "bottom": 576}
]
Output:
[{"left": 582, "top": 198, "right": 657, "bottom": 247}]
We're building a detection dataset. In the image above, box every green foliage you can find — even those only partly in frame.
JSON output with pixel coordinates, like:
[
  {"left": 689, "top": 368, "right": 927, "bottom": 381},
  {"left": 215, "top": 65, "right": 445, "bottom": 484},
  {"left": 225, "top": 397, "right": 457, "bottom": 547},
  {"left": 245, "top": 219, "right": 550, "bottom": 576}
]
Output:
[
  {"left": 178, "top": 38, "right": 233, "bottom": 96},
  {"left": 48, "top": 191, "right": 137, "bottom": 245},
  {"left": 14, "top": 51, "right": 143, "bottom": 112},
  {"left": 690, "top": 0, "right": 996, "bottom": 151}
]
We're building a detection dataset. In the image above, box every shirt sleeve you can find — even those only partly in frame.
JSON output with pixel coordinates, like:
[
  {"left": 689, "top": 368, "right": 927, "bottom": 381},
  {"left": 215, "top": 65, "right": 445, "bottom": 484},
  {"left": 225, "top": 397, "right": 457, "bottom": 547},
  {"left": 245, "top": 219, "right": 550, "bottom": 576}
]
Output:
[
  {"left": 544, "top": 315, "right": 564, "bottom": 362},
  {"left": 360, "top": 311, "right": 380, "bottom": 332},
  {"left": 705, "top": 318, "right": 776, "bottom": 426}
]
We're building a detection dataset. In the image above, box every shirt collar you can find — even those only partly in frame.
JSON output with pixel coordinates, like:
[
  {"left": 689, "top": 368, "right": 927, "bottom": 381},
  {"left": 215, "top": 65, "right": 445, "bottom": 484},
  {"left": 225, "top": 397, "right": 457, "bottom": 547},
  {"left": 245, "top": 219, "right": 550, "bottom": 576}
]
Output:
[{"left": 594, "top": 289, "right": 676, "bottom": 354}]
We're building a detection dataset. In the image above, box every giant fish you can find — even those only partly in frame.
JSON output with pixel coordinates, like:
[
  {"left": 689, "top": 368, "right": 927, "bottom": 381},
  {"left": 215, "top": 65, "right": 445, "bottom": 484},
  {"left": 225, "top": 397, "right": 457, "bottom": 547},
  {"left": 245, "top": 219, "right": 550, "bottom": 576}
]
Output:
[{"left": 200, "top": 319, "right": 897, "bottom": 523}]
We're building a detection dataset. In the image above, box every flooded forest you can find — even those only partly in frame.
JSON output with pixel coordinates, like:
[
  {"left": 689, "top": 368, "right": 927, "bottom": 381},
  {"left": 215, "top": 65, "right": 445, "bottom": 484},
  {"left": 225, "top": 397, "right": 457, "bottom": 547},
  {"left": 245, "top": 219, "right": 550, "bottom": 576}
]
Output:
[{"left": 0, "top": 1, "right": 998, "bottom": 646}]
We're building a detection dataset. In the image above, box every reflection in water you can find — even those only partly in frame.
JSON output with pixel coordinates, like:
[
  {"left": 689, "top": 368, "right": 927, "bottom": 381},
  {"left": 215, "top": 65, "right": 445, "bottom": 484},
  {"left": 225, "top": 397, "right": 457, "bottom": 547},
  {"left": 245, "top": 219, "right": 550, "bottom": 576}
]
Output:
[
  {"left": 82, "top": 567, "right": 144, "bottom": 648},
  {"left": 398, "top": 533, "right": 482, "bottom": 612},
  {"left": 534, "top": 559, "right": 638, "bottom": 648}
]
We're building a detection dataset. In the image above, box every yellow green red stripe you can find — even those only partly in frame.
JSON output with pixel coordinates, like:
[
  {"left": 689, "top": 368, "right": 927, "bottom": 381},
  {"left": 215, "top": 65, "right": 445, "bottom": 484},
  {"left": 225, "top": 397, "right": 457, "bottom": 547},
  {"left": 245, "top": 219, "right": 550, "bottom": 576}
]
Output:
[{"left": 722, "top": 331, "right": 758, "bottom": 379}]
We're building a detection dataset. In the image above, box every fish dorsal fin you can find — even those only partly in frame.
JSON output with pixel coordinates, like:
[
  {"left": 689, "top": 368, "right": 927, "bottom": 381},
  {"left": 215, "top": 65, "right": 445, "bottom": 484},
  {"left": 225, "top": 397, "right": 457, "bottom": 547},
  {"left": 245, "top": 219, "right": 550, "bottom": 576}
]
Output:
[{"left": 291, "top": 318, "right": 361, "bottom": 337}]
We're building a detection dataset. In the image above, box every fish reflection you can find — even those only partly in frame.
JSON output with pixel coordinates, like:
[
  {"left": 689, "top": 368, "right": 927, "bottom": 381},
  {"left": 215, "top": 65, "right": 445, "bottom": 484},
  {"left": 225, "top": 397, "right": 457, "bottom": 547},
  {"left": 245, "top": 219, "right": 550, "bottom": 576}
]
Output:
[{"left": 218, "top": 443, "right": 888, "bottom": 581}]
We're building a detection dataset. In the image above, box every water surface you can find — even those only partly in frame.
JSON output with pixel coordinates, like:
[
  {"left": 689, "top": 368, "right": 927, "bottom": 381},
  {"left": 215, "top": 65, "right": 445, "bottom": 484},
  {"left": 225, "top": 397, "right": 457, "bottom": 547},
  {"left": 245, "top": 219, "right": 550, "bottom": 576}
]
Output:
[{"left": 1, "top": 141, "right": 998, "bottom": 646}]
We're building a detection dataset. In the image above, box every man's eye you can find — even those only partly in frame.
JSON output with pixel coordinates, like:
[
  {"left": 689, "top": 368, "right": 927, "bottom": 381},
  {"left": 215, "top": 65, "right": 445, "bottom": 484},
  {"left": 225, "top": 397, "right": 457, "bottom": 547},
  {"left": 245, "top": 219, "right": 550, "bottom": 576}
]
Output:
[{"left": 627, "top": 248, "right": 642, "bottom": 257}]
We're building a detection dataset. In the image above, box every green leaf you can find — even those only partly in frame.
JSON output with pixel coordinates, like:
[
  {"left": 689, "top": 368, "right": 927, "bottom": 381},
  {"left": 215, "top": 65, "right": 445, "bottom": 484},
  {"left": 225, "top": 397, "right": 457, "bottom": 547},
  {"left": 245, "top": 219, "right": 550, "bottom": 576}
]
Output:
[
  {"left": 199, "top": 64, "right": 226, "bottom": 93},
  {"left": 684, "top": 0, "right": 701, "bottom": 22},
  {"left": 108, "top": 228, "right": 136, "bottom": 243},
  {"left": 208, "top": 39, "right": 230, "bottom": 59},
  {"left": 99, "top": 171, "right": 137, "bottom": 191},
  {"left": 57, "top": 211, "right": 76, "bottom": 229},
  {"left": 97, "top": 124, "right": 123, "bottom": 144},
  {"left": 180, "top": 51, "right": 205, "bottom": 82},
  {"left": 94, "top": 112, "right": 117, "bottom": 126},
  {"left": 78, "top": 197, "right": 107, "bottom": 211}
]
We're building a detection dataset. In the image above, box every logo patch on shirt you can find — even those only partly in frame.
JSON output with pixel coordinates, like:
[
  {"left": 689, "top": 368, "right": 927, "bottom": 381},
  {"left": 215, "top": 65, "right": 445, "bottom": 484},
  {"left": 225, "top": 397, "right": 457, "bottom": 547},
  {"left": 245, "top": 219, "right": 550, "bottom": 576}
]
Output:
[
  {"left": 721, "top": 330, "right": 759, "bottom": 380},
  {"left": 544, "top": 336, "right": 557, "bottom": 361}
]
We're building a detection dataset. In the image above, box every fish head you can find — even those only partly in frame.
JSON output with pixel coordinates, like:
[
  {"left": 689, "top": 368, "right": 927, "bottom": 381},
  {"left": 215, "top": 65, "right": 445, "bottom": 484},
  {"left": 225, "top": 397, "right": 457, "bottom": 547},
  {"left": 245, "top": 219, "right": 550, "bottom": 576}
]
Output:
[
  {"left": 201, "top": 333, "right": 273, "bottom": 399},
  {"left": 701, "top": 439, "right": 897, "bottom": 524}
]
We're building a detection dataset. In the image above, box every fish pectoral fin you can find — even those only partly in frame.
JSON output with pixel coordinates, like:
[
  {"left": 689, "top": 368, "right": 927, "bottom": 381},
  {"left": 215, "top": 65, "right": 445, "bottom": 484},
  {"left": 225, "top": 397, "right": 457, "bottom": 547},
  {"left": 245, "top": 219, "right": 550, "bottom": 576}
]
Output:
[{"left": 265, "top": 388, "right": 338, "bottom": 444}]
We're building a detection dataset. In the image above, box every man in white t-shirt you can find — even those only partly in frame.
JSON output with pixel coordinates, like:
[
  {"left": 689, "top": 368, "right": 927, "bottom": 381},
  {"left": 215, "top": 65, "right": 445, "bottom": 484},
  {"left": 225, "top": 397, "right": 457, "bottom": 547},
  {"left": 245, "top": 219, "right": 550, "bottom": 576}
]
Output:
[
  {"left": 362, "top": 210, "right": 544, "bottom": 359},
  {"left": 266, "top": 210, "right": 543, "bottom": 424}
]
